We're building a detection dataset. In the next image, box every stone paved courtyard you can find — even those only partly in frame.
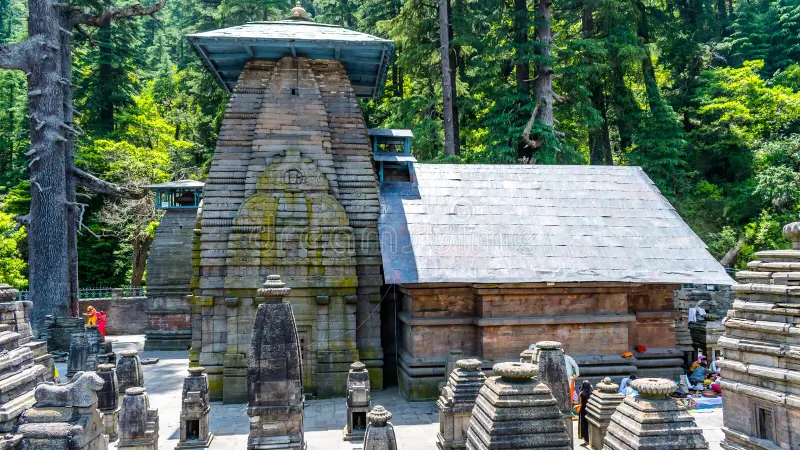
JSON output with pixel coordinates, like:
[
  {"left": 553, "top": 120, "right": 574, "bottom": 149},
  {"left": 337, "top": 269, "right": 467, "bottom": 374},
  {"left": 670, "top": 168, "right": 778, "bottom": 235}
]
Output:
[{"left": 56, "top": 336, "right": 724, "bottom": 449}]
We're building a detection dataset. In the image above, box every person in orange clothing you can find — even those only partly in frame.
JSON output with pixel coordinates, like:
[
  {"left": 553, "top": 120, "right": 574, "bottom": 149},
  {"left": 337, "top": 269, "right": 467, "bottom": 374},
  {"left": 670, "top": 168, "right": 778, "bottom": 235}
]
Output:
[
  {"left": 84, "top": 306, "right": 98, "bottom": 326},
  {"left": 96, "top": 311, "right": 107, "bottom": 337}
]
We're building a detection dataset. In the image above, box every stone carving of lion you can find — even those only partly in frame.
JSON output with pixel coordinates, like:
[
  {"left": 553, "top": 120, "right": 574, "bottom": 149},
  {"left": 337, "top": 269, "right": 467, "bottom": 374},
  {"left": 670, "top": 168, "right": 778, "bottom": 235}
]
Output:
[{"left": 35, "top": 371, "right": 105, "bottom": 408}]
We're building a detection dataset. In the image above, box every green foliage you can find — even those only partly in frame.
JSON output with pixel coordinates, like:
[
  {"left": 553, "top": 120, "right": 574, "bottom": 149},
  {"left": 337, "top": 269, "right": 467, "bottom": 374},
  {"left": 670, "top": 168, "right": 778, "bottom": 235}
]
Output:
[{"left": 0, "top": 211, "right": 26, "bottom": 288}]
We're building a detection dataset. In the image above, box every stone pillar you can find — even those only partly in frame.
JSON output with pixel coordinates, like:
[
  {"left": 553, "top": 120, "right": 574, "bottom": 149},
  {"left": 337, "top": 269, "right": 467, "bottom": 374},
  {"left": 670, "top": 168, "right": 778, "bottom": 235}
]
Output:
[
  {"left": 603, "top": 378, "right": 707, "bottom": 450},
  {"left": 344, "top": 361, "right": 371, "bottom": 441},
  {"left": 247, "top": 275, "right": 304, "bottom": 449},
  {"left": 119, "top": 387, "right": 159, "bottom": 450},
  {"left": 177, "top": 367, "right": 213, "bottom": 449},
  {"left": 18, "top": 371, "right": 108, "bottom": 450},
  {"left": 117, "top": 350, "right": 144, "bottom": 395},
  {"left": 466, "top": 362, "right": 570, "bottom": 450},
  {"left": 534, "top": 341, "right": 573, "bottom": 447},
  {"left": 363, "top": 406, "right": 397, "bottom": 450},
  {"left": 97, "top": 364, "right": 121, "bottom": 442},
  {"left": 439, "top": 350, "right": 463, "bottom": 392},
  {"left": 437, "top": 358, "right": 485, "bottom": 450},
  {"left": 85, "top": 325, "right": 101, "bottom": 371},
  {"left": 586, "top": 377, "right": 624, "bottom": 450},
  {"left": 67, "top": 332, "right": 89, "bottom": 378}
]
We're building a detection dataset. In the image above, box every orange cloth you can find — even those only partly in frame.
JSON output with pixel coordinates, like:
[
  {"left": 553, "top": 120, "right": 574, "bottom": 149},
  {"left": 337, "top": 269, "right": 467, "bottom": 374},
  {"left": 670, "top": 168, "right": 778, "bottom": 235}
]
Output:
[
  {"left": 690, "top": 361, "right": 701, "bottom": 371},
  {"left": 84, "top": 306, "right": 97, "bottom": 326},
  {"left": 621, "top": 351, "right": 633, "bottom": 358},
  {"left": 570, "top": 378, "right": 575, "bottom": 405}
]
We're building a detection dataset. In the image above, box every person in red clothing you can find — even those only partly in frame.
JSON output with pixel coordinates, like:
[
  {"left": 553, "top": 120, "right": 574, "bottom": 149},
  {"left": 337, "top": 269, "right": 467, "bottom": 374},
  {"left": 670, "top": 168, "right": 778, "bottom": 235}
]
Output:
[{"left": 96, "top": 311, "right": 107, "bottom": 337}]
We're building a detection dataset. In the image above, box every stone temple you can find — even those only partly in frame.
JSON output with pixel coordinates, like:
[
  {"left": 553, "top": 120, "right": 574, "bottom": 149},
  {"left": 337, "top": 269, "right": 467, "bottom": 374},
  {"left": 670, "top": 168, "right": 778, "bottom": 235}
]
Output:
[
  {"left": 185, "top": 3, "right": 733, "bottom": 402},
  {"left": 188, "top": 4, "right": 392, "bottom": 401}
]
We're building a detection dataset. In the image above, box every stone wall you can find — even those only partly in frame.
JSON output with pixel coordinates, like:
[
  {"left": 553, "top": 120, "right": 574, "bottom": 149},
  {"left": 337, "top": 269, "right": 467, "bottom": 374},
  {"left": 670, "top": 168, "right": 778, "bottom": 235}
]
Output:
[
  {"left": 79, "top": 297, "right": 147, "bottom": 336},
  {"left": 191, "top": 58, "right": 383, "bottom": 401},
  {"left": 144, "top": 208, "right": 196, "bottom": 350},
  {"left": 397, "top": 283, "right": 681, "bottom": 400}
]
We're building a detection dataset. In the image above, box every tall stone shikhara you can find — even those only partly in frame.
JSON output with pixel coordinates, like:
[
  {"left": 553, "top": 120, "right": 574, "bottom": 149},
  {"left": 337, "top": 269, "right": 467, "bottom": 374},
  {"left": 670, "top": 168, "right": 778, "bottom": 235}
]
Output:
[
  {"left": 720, "top": 221, "right": 800, "bottom": 450},
  {"left": 187, "top": 4, "right": 393, "bottom": 401}
]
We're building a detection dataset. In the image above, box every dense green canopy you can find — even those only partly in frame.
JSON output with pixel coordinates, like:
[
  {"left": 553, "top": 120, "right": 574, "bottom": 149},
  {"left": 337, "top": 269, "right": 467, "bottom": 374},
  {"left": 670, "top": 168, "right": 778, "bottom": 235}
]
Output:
[{"left": 0, "top": 0, "right": 798, "bottom": 288}]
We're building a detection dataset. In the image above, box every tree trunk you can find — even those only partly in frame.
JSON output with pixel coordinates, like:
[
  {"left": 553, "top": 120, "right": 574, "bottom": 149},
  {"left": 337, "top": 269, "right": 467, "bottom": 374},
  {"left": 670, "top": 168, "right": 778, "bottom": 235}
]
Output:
[
  {"left": 514, "top": 0, "right": 532, "bottom": 160},
  {"left": 634, "top": 0, "right": 663, "bottom": 110},
  {"left": 439, "top": 0, "right": 457, "bottom": 156},
  {"left": 447, "top": 0, "right": 461, "bottom": 154},
  {"left": 533, "top": 0, "right": 554, "bottom": 128},
  {"left": 27, "top": 0, "right": 71, "bottom": 329},
  {"left": 583, "top": 2, "right": 612, "bottom": 165},
  {"left": 611, "top": 59, "right": 635, "bottom": 154},
  {"left": 97, "top": 2, "right": 113, "bottom": 134},
  {"left": 61, "top": 6, "right": 79, "bottom": 318},
  {"left": 130, "top": 231, "right": 152, "bottom": 287}
]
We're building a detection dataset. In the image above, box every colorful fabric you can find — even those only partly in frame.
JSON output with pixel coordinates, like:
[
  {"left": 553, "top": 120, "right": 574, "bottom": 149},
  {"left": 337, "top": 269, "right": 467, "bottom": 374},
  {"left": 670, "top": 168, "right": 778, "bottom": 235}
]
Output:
[{"left": 84, "top": 306, "right": 97, "bottom": 326}]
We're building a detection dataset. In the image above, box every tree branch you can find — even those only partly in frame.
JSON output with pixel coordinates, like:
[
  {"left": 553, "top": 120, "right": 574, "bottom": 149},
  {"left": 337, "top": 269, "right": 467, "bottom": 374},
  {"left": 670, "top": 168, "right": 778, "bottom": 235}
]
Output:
[
  {"left": 12, "top": 214, "right": 30, "bottom": 231},
  {"left": 71, "top": 0, "right": 166, "bottom": 27},
  {"left": 73, "top": 168, "right": 147, "bottom": 199},
  {"left": 0, "top": 39, "right": 34, "bottom": 71},
  {"left": 522, "top": 104, "right": 543, "bottom": 150}
]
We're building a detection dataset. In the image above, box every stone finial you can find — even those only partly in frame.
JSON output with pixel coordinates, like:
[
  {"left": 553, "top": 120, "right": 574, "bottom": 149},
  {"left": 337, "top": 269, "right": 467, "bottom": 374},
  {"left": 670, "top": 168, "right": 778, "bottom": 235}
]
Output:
[
  {"left": 596, "top": 377, "right": 619, "bottom": 394},
  {"left": 256, "top": 275, "right": 291, "bottom": 303},
  {"left": 0, "top": 284, "right": 18, "bottom": 302},
  {"left": 368, "top": 406, "right": 392, "bottom": 426},
  {"left": 363, "top": 406, "right": 397, "bottom": 450},
  {"left": 519, "top": 349, "right": 535, "bottom": 364},
  {"left": 290, "top": 1, "right": 308, "bottom": 21},
  {"left": 536, "top": 341, "right": 562, "bottom": 350},
  {"left": 189, "top": 366, "right": 206, "bottom": 376},
  {"left": 784, "top": 222, "right": 800, "bottom": 249},
  {"left": 493, "top": 362, "right": 537, "bottom": 380},
  {"left": 629, "top": 378, "right": 677, "bottom": 399},
  {"left": 34, "top": 371, "right": 105, "bottom": 408},
  {"left": 456, "top": 358, "right": 482, "bottom": 371},
  {"left": 350, "top": 361, "right": 366, "bottom": 371}
]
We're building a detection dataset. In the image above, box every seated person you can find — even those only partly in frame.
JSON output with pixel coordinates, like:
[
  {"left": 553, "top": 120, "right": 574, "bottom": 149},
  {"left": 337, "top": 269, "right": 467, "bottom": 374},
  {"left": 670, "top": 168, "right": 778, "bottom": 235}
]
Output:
[
  {"left": 618, "top": 375, "right": 637, "bottom": 394},
  {"left": 689, "top": 361, "right": 708, "bottom": 385}
]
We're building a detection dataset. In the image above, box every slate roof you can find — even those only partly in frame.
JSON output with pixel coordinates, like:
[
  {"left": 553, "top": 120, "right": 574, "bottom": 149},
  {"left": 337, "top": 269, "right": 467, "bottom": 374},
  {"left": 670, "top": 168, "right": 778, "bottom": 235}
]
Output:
[
  {"left": 145, "top": 180, "right": 205, "bottom": 189},
  {"left": 379, "top": 164, "right": 734, "bottom": 286},
  {"left": 187, "top": 21, "right": 393, "bottom": 98}
]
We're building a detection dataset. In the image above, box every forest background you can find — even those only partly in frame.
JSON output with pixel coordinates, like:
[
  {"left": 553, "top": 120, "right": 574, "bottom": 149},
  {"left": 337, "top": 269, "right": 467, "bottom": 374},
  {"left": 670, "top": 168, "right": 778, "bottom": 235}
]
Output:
[{"left": 0, "top": 0, "right": 798, "bottom": 289}]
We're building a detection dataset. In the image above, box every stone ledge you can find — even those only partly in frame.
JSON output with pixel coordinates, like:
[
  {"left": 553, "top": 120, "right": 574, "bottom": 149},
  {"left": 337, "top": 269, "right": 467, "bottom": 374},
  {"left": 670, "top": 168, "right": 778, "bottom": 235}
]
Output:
[{"left": 397, "top": 312, "right": 636, "bottom": 327}]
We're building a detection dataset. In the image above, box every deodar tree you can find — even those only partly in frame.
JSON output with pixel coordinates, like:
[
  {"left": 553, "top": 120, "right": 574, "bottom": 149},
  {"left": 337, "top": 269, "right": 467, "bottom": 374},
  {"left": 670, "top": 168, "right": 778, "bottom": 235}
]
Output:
[{"left": 0, "top": 0, "right": 164, "bottom": 330}]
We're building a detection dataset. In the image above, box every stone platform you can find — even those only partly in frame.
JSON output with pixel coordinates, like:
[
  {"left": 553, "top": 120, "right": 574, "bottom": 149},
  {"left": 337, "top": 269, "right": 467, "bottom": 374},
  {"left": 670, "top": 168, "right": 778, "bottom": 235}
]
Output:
[{"left": 56, "top": 336, "right": 725, "bottom": 450}]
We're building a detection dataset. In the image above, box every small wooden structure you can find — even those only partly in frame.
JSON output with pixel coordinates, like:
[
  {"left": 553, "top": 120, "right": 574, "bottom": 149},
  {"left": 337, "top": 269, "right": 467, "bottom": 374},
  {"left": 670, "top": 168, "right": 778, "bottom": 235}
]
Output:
[{"left": 146, "top": 180, "right": 204, "bottom": 210}]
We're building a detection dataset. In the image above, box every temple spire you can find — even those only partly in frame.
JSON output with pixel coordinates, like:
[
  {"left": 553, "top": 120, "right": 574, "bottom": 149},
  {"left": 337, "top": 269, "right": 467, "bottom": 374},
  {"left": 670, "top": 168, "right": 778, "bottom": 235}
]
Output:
[{"left": 290, "top": 1, "right": 308, "bottom": 21}]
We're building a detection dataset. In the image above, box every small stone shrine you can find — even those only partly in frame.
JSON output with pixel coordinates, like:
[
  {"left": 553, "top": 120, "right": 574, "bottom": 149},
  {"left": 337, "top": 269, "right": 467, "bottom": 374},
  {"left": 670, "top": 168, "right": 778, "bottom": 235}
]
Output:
[
  {"left": 67, "top": 333, "right": 90, "bottom": 377},
  {"left": 689, "top": 299, "right": 725, "bottom": 362},
  {"left": 534, "top": 341, "right": 573, "bottom": 447},
  {"left": 586, "top": 377, "right": 624, "bottom": 450},
  {"left": 247, "top": 275, "right": 304, "bottom": 449},
  {"left": 719, "top": 221, "right": 800, "bottom": 450},
  {"left": 465, "top": 362, "right": 570, "bottom": 450},
  {"left": 343, "top": 361, "right": 370, "bottom": 441},
  {"left": 97, "top": 364, "right": 120, "bottom": 442},
  {"left": 41, "top": 315, "right": 85, "bottom": 352},
  {"left": 0, "top": 290, "right": 53, "bottom": 380},
  {"left": 439, "top": 350, "right": 463, "bottom": 392},
  {"left": 603, "top": 378, "right": 707, "bottom": 450},
  {"left": 17, "top": 371, "right": 108, "bottom": 450},
  {"left": 0, "top": 318, "right": 49, "bottom": 434},
  {"left": 519, "top": 349, "right": 535, "bottom": 364},
  {"left": 187, "top": 3, "right": 392, "bottom": 400},
  {"left": 144, "top": 180, "right": 203, "bottom": 351},
  {"left": 116, "top": 350, "right": 144, "bottom": 395},
  {"left": 177, "top": 367, "right": 213, "bottom": 449},
  {"left": 437, "top": 358, "right": 486, "bottom": 450},
  {"left": 363, "top": 406, "right": 397, "bottom": 450},
  {"left": 118, "top": 387, "right": 159, "bottom": 450}
]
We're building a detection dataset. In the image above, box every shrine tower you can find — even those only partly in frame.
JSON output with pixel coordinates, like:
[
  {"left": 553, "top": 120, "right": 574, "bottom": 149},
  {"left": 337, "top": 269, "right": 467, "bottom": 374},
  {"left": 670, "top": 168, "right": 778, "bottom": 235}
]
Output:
[{"left": 187, "top": 2, "right": 392, "bottom": 401}]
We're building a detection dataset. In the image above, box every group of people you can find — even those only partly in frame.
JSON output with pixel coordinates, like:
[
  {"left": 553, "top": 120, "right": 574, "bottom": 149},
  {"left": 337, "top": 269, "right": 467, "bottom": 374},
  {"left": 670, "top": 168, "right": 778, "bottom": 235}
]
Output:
[{"left": 84, "top": 306, "right": 107, "bottom": 337}]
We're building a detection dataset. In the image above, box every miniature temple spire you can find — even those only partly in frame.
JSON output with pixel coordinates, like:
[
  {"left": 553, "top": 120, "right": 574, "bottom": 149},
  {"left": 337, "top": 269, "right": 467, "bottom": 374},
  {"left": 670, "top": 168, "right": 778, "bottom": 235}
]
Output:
[{"left": 290, "top": 1, "right": 308, "bottom": 20}]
